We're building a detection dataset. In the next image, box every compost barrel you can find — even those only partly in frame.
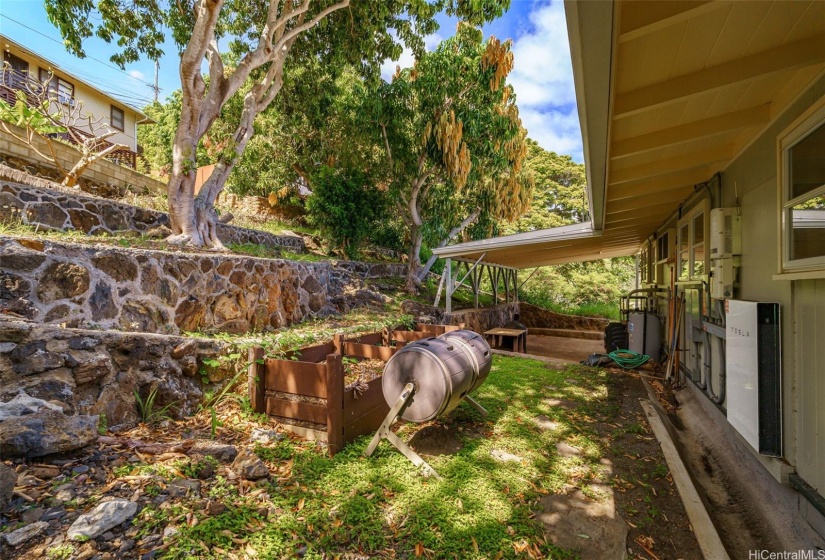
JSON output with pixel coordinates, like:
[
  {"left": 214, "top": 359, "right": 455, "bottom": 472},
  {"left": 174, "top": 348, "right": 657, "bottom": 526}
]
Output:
[{"left": 382, "top": 330, "right": 492, "bottom": 423}]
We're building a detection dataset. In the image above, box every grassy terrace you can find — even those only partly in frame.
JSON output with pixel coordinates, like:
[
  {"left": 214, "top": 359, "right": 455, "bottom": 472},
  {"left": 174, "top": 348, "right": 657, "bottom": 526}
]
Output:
[{"left": 120, "top": 357, "right": 633, "bottom": 559}]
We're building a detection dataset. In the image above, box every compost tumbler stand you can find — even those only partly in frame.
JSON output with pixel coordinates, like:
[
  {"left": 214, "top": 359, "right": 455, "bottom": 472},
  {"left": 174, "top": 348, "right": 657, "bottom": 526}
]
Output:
[{"left": 364, "top": 384, "right": 488, "bottom": 479}]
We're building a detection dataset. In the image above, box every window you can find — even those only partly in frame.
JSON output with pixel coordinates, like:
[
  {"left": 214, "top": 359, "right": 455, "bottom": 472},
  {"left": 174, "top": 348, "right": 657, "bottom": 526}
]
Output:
[
  {"left": 38, "top": 68, "right": 74, "bottom": 105},
  {"left": 110, "top": 105, "right": 124, "bottom": 131},
  {"left": 678, "top": 202, "right": 709, "bottom": 282},
  {"left": 780, "top": 101, "right": 825, "bottom": 270}
]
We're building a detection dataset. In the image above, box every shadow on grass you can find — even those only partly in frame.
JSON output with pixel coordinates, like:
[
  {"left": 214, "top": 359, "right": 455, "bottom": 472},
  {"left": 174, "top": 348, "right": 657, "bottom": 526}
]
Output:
[{"left": 161, "top": 357, "right": 617, "bottom": 560}]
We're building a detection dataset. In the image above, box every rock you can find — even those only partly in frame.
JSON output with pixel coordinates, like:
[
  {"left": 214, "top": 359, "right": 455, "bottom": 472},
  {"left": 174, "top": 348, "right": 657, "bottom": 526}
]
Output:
[
  {"left": 30, "top": 465, "right": 61, "bottom": 479},
  {"left": 534, "top": 415, "right": 559, "bottom": 431},
  {"left": 21, "top": 506, "right": 45, "bottom": 523},
  {"left": 73, "top": 465, "right": 90, "bottom": 475},
  {"left": 36, "top": 262, "right": 90, "bottom": 303},
  {"left": 538, "top": 487, "right": 628, "bottom": 560},
  {"left": 0, "top": 462, "right": 16, "bottom": 508},
  {"left": 167, "top": 479, "right": 201, "bottom": 498},
  {"left": 42, "top": 507, "right": 66, "bottom": 522},
  {"left": 55, "top": 488, "right": 75, "bottom": 502},
  {"left": 145, "top": 225, "right": 172, "bottom": 239},
  {"left": 73, "top": 353, "right": 114, "bottom": 385},
  {"left": 68, "top": 336, "right": 101, "bottom": 351},
  {"left": 250, "top": 428, "right": 283, "bottom": 444},
  {"left": 206, "top": 501, "right": 227, "bottom": 516},
  {"left": 231, "top": 449, "right": 269, "bottom": 480},
  {"left": 25, "top": 202, "right": 68, "bottom": 230},
  {"left": 170, "top": 339, "right": 198, "bottom": 360},
  {"left": 0, "top": 243, "right": 47, "bottom": 272},
  {"left": 68, "top": 499, "right": 138, "bottom": 541},
  {"left": 89, "top": 282, "right": 117, "bottom": 321},
  {"left": 0, "top": 410, "right": 98, "bottom": 458},
  {"left": 67, "top": 208, "right": 101, "bottom": 232},
  {"left": 190, "top": 441, "right": 237, "bottom": 463},
  {"left": 11, "top": 348, "right": 64, "bottom": 376},
  {"left": 490, "top": 449, "right": 523, "bottom": 463},
  {"left": 174, "top": 298, "right": 206, "bottom": 332},
  {"left": 0, "top": 391, "right": 64, "bottom": 421},
  {"left": 91, "top": 252, "right": 138, "bottom": 283},
  {"left": 3, "top": 521, "right": 49, "bottom": 547},
  {"left": 0, "top": 342, "right": 16, "bottom": 353},
  {"left": 556, "top": 442, "right": 582, "bottom": 458}
]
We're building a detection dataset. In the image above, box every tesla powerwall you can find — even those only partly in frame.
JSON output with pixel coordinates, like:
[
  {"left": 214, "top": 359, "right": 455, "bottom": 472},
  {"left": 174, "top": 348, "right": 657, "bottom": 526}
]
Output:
[{"left": 725, "top": 300, "right": 782, "bottom": 457}]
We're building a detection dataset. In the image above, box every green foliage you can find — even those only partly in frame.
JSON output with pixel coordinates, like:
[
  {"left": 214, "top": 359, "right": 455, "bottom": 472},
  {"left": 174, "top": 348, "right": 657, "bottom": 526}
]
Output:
[
  {"left": 134, "top": 387, "right": 175, "bottom": 425},
  {"left": 305, "top": 166, "right": 385, "bottom": 259},
  {"left": 502, "top": 138, "right": 588, "bottom": 234},
  {"left": 518, "top": 257, "right": 636, "bottom": 319},
  {"left": 138, "top": 94, "right": 183, "bottom": 178},
  {"left": 0, "top": 91, "right": 67, "bottom": 135}
]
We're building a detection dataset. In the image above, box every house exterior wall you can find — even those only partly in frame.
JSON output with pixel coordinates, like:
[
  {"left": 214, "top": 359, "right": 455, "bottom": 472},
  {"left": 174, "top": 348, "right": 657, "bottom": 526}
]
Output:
[
  {"left": 2, "top": 40, "right": 141, "bottom": 151},
  {"left": 639, "top": 72, "right": 825, "bottom": 511}
]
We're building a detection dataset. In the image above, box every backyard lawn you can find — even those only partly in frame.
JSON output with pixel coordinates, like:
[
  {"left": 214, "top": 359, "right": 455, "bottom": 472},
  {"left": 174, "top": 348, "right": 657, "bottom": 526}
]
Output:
[{"left": 144, "top": 356, "right": 698, "bottom": 559}]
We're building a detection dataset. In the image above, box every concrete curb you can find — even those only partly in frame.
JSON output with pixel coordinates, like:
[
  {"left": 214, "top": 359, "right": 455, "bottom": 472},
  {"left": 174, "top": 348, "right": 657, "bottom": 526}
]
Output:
[{"left": 639, "top": 398, "right": 730, "bottom": 560}]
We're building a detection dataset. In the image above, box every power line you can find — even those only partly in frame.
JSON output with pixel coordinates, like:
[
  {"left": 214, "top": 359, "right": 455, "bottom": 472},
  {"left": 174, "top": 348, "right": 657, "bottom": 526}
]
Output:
[{"left": 0, "top": 14, "right": 159, "bottom": 90}]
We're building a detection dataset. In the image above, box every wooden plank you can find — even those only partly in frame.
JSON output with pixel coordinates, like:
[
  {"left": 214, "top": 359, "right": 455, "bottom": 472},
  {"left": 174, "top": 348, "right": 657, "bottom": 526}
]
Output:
[
  {"left": 640, "top": 400, "right": 730, "bottom": 560},
  {"left": 344, "top": 332, "right": 383, "bottom": 345},
  {"left": 343, "top": 342, "right": 396, "bottom": 361},
  {"left": 343, "top": 377, "right": 387, "bottom": 421},
  {"left": 265, "top": 359, "right": 327, "bottom": 398},
  {"left": 326, "top": 353, "right": 345, "bottom": 456},
  {"left": 343, "top": 404, "right": 390, "bottom": 443},
  {"left": 392, "top": 331, "right": 434, "bottom": 343},
  {"left": 286, "top": 342, "right": 335, "bottom": 363},
  {"left": 266, "top": 397, "right": 327, "bottom": 424},
  {"left": 248, "top": 347, "right": 266, "bottom": 413}
]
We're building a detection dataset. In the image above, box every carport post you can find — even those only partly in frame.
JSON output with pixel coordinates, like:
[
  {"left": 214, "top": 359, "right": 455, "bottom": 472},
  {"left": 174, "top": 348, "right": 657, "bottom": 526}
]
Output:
[{"left": 445, "top": 257, "right": 452, "bottom": 313}]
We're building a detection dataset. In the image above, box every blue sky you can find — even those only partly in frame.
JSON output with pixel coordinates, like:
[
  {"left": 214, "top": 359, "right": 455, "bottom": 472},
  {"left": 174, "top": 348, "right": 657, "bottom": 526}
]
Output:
[{"left": 0, "top": 0, "right": 583, "bottom": 161}]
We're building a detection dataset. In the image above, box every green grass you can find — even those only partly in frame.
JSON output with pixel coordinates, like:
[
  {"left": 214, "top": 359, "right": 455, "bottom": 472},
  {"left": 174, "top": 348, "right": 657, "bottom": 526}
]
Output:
[
  {"left": 158, "top": 356, "right": 612, "bottom": 559},
  {"left": 519, "top": 293, "right": 620, "bottom": 321}
]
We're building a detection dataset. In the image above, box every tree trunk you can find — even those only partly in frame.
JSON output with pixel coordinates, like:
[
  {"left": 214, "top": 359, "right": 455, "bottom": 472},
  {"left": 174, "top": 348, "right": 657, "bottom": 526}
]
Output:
[
  {"left": 405, "top": 224, "right": 424, "bottom": 293},
  {"left": 416, "top": 210, "right": 480, "bottom": 281}
]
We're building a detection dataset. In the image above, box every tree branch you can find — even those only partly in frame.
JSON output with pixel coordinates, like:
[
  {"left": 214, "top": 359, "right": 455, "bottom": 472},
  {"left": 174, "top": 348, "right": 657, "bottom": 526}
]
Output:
[
  {"left": 273, "top": 0, "right": 350, "bottom": 52},
  {"left": 416, "top": 210, "right": 480, "bottom": 280}
]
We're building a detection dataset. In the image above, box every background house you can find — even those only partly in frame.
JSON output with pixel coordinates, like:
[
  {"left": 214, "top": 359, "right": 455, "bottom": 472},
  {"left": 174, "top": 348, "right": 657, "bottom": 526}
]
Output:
[{"left": 1, "top": 34, "right": 151, "bottom": 169}]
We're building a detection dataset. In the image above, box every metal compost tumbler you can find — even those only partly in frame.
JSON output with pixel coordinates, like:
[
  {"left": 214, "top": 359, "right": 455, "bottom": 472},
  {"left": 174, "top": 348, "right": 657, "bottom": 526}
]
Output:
[{"left": 364, "top": 329, "right": 492, "bottom": 477}]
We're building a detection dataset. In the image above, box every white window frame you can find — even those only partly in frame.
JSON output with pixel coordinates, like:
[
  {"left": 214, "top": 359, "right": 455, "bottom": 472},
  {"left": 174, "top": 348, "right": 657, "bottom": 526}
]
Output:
[
  {"left": 778, "top": 96, "right": 825, "bottom": 273},
  {"left": 677, "top": 200, "right": 709, "bottom": 283}
]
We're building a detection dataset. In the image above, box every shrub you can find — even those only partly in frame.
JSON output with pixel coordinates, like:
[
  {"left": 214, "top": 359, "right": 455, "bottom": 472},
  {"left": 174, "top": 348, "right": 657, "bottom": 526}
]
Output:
[{"left": 305, "top": 166, "right": 384, "bottom": 259}]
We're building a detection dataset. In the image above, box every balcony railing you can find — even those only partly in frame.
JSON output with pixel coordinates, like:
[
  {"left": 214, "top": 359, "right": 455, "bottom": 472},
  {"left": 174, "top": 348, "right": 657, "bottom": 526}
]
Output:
[{"left": 0, "top": 67, "right": 137, "bottom": 169}]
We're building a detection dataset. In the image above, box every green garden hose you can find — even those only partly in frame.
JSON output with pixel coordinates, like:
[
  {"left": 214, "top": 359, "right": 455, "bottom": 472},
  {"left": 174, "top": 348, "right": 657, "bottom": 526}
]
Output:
[{"left": 608, "top": 349, "right": 649, "bottom": 369}]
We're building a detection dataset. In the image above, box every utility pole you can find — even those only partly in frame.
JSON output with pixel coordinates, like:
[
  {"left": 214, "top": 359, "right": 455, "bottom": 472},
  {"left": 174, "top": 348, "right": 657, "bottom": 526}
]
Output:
[{"left": 152, "top": 60, "right": 160, "bottom": 103}]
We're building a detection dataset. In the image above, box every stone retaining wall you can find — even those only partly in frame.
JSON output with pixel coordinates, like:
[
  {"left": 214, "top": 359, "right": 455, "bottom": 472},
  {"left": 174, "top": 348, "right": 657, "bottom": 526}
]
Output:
[
  {"left": 1, "top": 237, "right": 406, "bottom": 335},
  {"left": 0, "top": 319, "right": 236, "bottom": 456},
  {"left": 0, "top": 180, "right": 304, "bottom": 252},
  {"left": 1, "top": 124, "right": 165, "bottom": 198},
  {"left": 519, "top": 302, "right": 610, "bottom": 331},
  {"left": 400, "top": 300, "right": 519, "bottom": 333}
]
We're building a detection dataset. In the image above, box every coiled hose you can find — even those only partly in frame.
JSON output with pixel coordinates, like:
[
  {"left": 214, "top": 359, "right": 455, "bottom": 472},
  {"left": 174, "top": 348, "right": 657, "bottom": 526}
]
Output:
[{"left": 608, "top": 349, "right": 650, "bottom": 369}]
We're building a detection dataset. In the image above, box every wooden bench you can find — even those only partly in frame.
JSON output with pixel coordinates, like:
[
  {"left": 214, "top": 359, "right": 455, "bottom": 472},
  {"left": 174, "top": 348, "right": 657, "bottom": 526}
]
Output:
[{"left": 484, "top": 328, "right": 528, "bottom": 353}]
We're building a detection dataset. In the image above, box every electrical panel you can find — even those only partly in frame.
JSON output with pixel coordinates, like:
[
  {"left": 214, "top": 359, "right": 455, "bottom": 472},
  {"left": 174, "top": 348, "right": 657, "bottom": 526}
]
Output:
[
  {"left": 710, "top": 208, "right": 742, "bottom": 259},
  {"left": 711, "top": 258, "right": 737, "bottom": 299},
  {"left": 725, "top": 300, "right": 782, "bottom": 457}
]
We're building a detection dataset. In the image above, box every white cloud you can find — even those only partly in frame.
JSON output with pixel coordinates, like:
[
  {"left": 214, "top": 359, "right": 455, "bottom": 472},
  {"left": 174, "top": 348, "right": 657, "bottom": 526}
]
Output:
[
  {"left": 520, "top": 106, "right": 582, "bottom": 161},
  {"left": 380, "top": 33, "right": 444, "bottom": 82},
  {"left": 508, "top": 0, "right": 583, "bottom": 161},
  {"left": 128, "top": 69, "right": 145, "bottom": 80}
]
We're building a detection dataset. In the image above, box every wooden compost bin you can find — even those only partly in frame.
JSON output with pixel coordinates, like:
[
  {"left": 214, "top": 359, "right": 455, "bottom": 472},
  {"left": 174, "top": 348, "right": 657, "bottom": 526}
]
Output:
[{"left": 247, "top": 325, "right": 461, "bottom": 455}]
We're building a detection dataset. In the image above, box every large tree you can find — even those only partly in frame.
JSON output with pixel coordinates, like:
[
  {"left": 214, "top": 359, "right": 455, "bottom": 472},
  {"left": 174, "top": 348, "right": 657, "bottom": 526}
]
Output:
[
  {"left": 46, "top": 0, "right": 510, "bottom": 248},
  {"left": 501, "top": 138, "right": 588, "bottom": 233},
  {"left": 374, "top": 24, "right": 532, "bottom": 291}
]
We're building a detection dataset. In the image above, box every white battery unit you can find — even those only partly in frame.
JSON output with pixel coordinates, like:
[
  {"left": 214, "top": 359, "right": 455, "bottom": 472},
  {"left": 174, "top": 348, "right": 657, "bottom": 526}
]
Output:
[
  {"left": 725, "top": 300, "right": 782, "bottom": 457},
  {"left": 710, "top": 208, "right": 741, "bottom": 260}
]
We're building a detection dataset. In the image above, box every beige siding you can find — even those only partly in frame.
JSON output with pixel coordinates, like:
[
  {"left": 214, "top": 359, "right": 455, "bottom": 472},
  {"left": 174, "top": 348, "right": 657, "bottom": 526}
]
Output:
[
  {"left": 795, "top": 279, "right": 825, "bottom": 494},
  {"left": 3, "top": 42, "right": 141, "bottom": 151}
]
